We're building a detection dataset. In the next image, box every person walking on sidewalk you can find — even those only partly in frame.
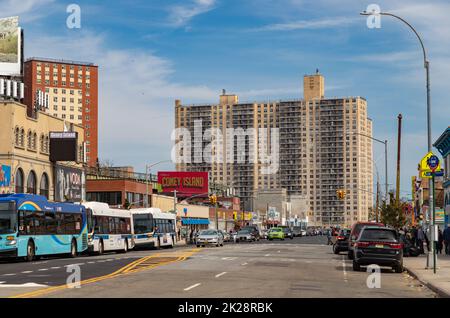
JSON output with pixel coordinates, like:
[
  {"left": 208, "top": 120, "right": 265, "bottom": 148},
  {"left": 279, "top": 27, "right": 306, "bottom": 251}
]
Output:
[
  {"left": 443, "top": 225, "right": 450, "bottom": 255},
  {"left": 417, "top": 226, "right": 425, "bottom": 254},
  {"left": 437, "top": 228, "right": 444, "bottom": 255}
]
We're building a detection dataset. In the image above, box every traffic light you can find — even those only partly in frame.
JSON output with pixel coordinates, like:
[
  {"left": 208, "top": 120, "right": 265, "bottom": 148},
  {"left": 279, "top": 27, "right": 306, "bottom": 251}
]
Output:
[
  {"left": 209, "top": 194, "right": 217, "bottom": 205},
  {"left": 336, "top": 189, "right": 347, "bottom": 200}
]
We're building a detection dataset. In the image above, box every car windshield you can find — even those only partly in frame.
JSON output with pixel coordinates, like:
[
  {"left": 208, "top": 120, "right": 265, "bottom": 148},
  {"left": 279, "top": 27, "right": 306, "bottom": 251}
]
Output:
[
  {"left": 340, "top": 229, "right": 351, "bottom": 236},
  {"left": 360, "top": 229, "right": 397, "bottom": 242},
  {"left": 199, "top": 230, "right": 217, "bottom": 236},
  {"left": 133, "top": 214, "right": 153, "bottom": 234},
  {"left": 0, "top": 202, "right": 17, "bottom": 235},
  {"left": 238, "top": 229, "right": 251, "bottom": 234},
  {"left": 270, "top": 228, "right": 281, "bottom": 232}
]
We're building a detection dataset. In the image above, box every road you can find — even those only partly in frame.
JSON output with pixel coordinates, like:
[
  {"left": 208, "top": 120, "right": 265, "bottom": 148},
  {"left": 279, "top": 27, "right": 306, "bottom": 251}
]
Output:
[{"left": 0, "top": 236, "right": 437, "bottom": 298}]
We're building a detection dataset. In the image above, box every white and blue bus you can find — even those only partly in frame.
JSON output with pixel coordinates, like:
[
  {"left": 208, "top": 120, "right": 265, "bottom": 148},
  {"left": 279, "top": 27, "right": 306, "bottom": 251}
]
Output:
[
  {"left": 130, "top": 208, "right": 176, "bottom": 249},
  {"left": 83, "top": 202, "right": 133, "bottom": 254},
  {"left": 0, "top": 194, "right": 87, "bottom": 261}
]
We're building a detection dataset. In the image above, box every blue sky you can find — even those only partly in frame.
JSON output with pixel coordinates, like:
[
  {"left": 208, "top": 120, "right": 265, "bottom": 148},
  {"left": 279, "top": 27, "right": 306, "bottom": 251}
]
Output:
[{"left": 4, "top": 0, "right": 450, "bottom": 199}]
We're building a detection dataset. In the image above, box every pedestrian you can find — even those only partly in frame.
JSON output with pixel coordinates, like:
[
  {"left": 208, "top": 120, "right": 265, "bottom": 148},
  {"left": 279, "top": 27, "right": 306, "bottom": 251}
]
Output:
[
  {"left": 327, "top": 229, "right": 332, "bottom": 245},
  {"left": 189, "top": 229, "right": 194, "bottom": 245},
  {"left": 437, "top": 228, "right": 444, "bottom": 255},
  {"left": 417, "top": 226, "right": 425, "bottom": 254},
  {"left": 443, "top": 225, "right": 450, "bottom": 255}
]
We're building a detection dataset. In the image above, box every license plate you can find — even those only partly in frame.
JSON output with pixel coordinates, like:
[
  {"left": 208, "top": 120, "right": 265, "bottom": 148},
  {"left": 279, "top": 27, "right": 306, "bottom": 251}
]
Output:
[{"left": 375, "top": 244, "right": 384, "bottom": 248}]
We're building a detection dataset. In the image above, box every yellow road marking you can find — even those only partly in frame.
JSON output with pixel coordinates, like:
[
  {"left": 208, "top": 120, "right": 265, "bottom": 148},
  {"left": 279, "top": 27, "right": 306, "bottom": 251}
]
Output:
[{"left": 10, "top": 249, "right": 201, "bottom": 298}]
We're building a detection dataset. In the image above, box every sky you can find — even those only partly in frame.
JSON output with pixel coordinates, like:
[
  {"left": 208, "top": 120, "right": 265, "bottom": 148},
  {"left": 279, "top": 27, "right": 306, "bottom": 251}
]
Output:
[{"left": 4, "top": 0, "right": 450, "bottom": 200}]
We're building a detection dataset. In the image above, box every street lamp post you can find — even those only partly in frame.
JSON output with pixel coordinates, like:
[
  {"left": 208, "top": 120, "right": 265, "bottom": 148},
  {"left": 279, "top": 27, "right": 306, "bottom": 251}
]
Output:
[
  {"left": 145, "top": 160, "right": 172, "bottom": 208},
  {"left": 360, "top": 10, "right": 434, "bottom": 271}
]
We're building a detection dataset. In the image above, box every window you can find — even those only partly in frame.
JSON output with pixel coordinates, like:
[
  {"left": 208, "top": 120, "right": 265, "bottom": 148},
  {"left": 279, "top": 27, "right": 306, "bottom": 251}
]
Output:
[
  {"left": 27, "top": 171, "right": 37, "bottom": 194},
  {"left": 14, "top": 127, "right": 20, "bottom": 146},
  {"left": 40, "top": 173, "right": 49, "bottom": 199},
  {"left": 15, "top": 168, "right": 24, "bottom": 193}
]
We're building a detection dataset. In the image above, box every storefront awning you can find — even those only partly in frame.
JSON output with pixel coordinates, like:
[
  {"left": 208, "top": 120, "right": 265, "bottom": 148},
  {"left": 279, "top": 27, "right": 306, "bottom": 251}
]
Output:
[{"left": 182, "top": 218, "right": 210, "bottom": 225}]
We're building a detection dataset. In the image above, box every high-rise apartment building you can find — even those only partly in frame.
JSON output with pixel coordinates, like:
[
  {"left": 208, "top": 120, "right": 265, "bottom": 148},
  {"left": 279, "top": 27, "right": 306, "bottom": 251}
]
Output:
[
  {"left": 175, "top": 72, "right": 373, "bottom": 227},
  {"left": 24, "top": 58, "right": 98, "bottom": 167}
]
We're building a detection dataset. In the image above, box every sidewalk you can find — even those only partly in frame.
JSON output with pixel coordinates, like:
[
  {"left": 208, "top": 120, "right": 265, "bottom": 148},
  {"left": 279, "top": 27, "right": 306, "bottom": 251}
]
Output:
[{"left": 403, "top": 254, "right": 450, "bottom": 298}]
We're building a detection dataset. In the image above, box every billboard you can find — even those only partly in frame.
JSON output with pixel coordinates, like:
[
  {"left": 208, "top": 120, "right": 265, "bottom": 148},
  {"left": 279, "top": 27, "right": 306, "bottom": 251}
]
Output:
[
  {"left": 158, "top": 171, "right": 209, "bottom": 196},
  {"left": 49, "top": 132, "right": 78, "bottom": 162},
  {"left": 0, "top": 16, "right": 22, "bottom": 76},
  {"left": 0, "top": 165, "right": 11, "bottom": 187},
  {"left": 55, "top": 165, "right": 84, "bottom": 202}
]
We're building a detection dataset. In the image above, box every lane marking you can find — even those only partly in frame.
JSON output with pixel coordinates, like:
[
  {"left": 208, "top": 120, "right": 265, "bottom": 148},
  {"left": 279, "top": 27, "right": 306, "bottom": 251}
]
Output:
[
  {"left": 50, "top": 267, "right": 61, "bottom": 270},
  {"left": 11, "top": 248, "right": 201, "bottom": 298},
  {"left": 38, "top": 269, "right": 48, "bottom": 272},
  {"left": 64, "top": 263, "right": 85, "bottom": 267},
  {"left": 241, "top": 262, "right": 248, "bottom": 266},
  {"left": 0, "top": 282, "right": 48, "bottom": 288},
  {"left": 215, "top": 272, "right": 227, "bottom": 278},
  {"left": 3, "top": 273, "right": 16, "bottom": 276},
  {"left": 87, "top": 262, "right": 95, "bottom": 264},
  {"left": 184, "top": 283, "right": 201, "bottom": 291},
  {"left": 21, "top": 271, "right": 33, "bottom": 274},
  {"left": 264, "top": 254, "right": 270, "bottom": 257}
]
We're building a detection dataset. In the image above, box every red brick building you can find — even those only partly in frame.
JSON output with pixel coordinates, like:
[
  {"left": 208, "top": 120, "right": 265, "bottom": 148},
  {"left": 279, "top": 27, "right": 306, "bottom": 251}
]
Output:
[{"left": 24, "top": 58, "right": 98, "bottom": 166}]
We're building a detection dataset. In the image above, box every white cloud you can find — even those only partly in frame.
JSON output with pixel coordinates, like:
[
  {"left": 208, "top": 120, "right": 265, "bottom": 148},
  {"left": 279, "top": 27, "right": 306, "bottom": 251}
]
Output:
[
  {"left": 26, "top": 31, "right": 217, "bottom": 166},
  {"left": 0, "top": 0, "right": 56, "bottom": 22},
  {"left": 168, "top": 0, "right": 216, "bottom": 27},
  {"left": 255, "top": 16, "right": 358, "bottom": 31}
]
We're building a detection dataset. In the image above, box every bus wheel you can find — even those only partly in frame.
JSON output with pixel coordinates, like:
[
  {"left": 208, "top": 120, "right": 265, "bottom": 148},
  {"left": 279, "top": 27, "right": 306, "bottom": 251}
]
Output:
[
  {"left": 26, "top": 241, "right": 35, "bottom": 262},
  {"left": 70, "top": 240, "right": 77, "bottom": 258},
  {"left": 98, "top": 240, "right": 104, "bottom": 255}
]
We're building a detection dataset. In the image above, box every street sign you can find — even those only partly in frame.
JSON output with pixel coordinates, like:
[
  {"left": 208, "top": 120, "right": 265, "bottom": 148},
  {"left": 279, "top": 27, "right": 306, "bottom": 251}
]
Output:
[{"left": 419, "top": 152, "right": 442, "bottom": 178}]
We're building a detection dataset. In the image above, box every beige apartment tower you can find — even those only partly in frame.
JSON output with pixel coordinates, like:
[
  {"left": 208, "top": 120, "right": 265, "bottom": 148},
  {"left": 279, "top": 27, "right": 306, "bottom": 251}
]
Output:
[{"left": 175, "top": 73, "right": 373, "bottom": 227}]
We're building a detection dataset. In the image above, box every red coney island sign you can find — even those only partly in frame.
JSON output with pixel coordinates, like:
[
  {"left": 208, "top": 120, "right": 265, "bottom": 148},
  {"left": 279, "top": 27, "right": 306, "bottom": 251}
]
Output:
[{"left": 158, "top": 172, "right": 209, "bottom": 196}]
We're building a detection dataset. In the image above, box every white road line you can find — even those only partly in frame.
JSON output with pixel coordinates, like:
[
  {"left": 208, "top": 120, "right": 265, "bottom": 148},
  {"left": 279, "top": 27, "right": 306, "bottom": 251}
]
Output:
[
  {"left": 106, "top": 259, "right": 114, "bottom": 262},
  {"left": 184, "top": 283, "right": 201, "bottom": 291},
  {"left": 64, "top": 263, "right": 85, "bottom": 267},
  {"left": 87, "top": 261, "right": 96, "bottom": 264},
  {"left": 97, "top": 260, "right": 106, "bottom": 263},
  {"left": 3, "top": 273, "right": 16, "bottom": 276},
  {"left": 215, "top": 272, "right": 227, "bottom": 278},
  {"left": 21, "top": 271, "right": 33, "bottom": 274},
  {"left": 0, "top": 282, "right": 48, "bottom": 288},
  {"left": 342, "top": 255, "right": 348, "bottom": 283},
  {"left": 50, "top": 267, "right": 61, "bottom": 269},
  {"left": 38, "top": 269, "right": 48, "bottom": 271},
  {"left": 264, "top": 254, "right": 271, "bottom": 257},
  {"left": 241, "top": 262, "right": 248, "bottom": 266}
]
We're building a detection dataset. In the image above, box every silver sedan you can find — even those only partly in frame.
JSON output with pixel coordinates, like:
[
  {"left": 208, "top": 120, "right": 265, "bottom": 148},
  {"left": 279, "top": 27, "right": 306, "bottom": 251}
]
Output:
[{"left": 196, "top": 230, "right": 224, "bottom": 247}]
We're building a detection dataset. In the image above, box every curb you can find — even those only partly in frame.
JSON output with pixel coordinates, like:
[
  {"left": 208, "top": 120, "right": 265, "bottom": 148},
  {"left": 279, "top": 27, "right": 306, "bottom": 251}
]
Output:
[{"left": 404, "top": 265, "right": 450, "bottom": 298}]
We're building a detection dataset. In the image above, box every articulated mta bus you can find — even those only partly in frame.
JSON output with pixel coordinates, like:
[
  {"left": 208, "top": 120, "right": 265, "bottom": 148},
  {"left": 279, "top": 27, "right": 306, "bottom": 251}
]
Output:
[
  {"left": 0, "top": 194, "right": 87, "bottom": 261},
  {"left": 82, "top": 202, "right": 134, "bottom": 254},
  {"left": 130, "top": 208, "right": 177, "bottom": 249}
]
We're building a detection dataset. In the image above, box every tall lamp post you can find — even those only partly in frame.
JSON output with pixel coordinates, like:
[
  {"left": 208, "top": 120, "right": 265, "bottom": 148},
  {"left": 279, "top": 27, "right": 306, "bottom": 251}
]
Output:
[
  {"left": 360, "top": 10, "right": 434, "bottom": 271},
  {"left": 145, "top": 160, "right": 173, "bottom": 208}
]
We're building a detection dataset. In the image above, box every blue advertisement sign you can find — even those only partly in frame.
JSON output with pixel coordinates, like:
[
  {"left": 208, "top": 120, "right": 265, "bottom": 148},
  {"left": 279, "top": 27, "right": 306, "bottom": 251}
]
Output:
[{"left": 0, "top": 165, "right": 11, "bottom": 187}]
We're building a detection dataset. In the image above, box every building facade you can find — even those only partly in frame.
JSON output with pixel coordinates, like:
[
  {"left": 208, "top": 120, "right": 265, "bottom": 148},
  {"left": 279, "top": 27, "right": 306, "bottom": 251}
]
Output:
[
  {"left": 0, "top": 100, "right": 85, "bottom": 201},
  {"left": 24, "top": 58, "right": 98, "bottom": 167},
  {"left": 434, "top": 127, "right": 450, "bottom": 228},
  {"left": 175, "top": 72, "right": 373, "bottom": 227}
]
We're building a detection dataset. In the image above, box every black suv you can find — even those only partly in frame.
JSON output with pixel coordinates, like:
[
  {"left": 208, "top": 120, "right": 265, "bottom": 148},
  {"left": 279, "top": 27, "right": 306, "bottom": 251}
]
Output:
[
  {"left": 353, "top": 227, "right": 403, "bottom": 273},
  {"left": 333, "top": 229, "right": 351, "bottom": 254}
]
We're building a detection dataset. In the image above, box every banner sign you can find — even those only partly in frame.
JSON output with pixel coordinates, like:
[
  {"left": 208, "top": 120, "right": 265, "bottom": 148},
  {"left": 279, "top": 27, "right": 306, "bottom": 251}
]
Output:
[
  {"left": 55, "top": 165, "right": 84, "bottom": 202},
  {"left": 158, "top": 171, "right": 209, "bottom": 196},
  {"left": 0, "top": 165, "right": 11, "bottom": 187}
]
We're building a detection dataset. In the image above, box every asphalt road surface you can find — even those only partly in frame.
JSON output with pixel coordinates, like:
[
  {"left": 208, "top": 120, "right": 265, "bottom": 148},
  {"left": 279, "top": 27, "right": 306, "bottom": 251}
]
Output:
[{"left": 0, "top": 237, "right": 437, "bottom": 298}]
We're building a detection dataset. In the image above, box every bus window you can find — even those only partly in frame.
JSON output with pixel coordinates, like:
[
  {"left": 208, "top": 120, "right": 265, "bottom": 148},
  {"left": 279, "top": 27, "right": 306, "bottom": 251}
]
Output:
[
  {"left": 86, "top": 208, "right": 94, "bottom": 233},
  {"left": 45, "top": 212, "right": 57, "bottom": 234},
  {"left": 19, "top": 210, "right": 33, "bottom": 235}
]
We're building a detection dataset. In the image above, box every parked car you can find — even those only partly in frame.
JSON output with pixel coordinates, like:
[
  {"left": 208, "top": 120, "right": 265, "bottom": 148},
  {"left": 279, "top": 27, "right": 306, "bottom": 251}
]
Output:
[
  {"left": 196, "top": 230, "right": 224, "bottom": 247},
  {"left": 348, "top": 221, "right": 384, "bottom": 260},
  {"left": 352, "top": 226, "right": 403, "bottom": 273},
  {"left": 268, "top": 227, "right": 285, "bottom": 240},
  {"left": 292, "top": 226, "right": 306, "bottom": 237},
  {"left": 240, "top": 226, "right": 261, "bottom": 241},
  {"left": 333, "top": 228, "right": 351, "bottom": 254},
  {"left": 279, "top": 226, "right": 294, "bottom": 239},
  {"left": 236, "top": 228, "right": 257, "bottom": 242},
  {"left": 219, "top": 230, "right": 231, "bottom": 242}
]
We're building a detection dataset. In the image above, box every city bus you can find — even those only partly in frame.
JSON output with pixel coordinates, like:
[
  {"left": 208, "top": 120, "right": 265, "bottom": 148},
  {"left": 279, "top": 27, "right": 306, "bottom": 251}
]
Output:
[
  {"left": 0, "top": 194, "right": 88, "bottom": 261},
  {"left": 83, "top": 202, "right": 133, "bottom": 254},
  {"left": 130, "top": 208, "right": 176, "bottom": 249}
]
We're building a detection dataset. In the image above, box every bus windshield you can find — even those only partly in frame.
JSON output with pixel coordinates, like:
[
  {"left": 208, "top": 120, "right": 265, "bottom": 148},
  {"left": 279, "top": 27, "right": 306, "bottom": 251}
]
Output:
[{"left": 0, "top": 202, "right": 17, "bottom": 235}]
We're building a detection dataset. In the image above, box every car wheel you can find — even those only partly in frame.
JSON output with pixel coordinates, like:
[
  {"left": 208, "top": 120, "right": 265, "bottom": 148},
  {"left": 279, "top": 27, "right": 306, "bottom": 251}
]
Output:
[
  {"left": 352, "top": 260, "right": 361, "bottom": 272},
  {"left": 196, "top": 245, "right": 200, "bottom": 248},
  {"left": 26, "top": 240, "right": 35, "bottom": 262},
  {"left": 394, "top": 263, "right": 403, "bottom": 273},
  {"left": 269, "top": 238, "right": 272, "bottom": 241},
  {"left": 348, "top": 250, "right": 354, "bottom": 260},
  {"left": 333, "top": 245, "right": 340, "bottom": 254}
]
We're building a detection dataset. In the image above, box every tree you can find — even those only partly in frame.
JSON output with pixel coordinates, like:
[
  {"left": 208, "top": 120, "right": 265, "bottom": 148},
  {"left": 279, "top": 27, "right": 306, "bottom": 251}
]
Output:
[{"left": 380, "top": 192, "right": 406, "bottom": 229}]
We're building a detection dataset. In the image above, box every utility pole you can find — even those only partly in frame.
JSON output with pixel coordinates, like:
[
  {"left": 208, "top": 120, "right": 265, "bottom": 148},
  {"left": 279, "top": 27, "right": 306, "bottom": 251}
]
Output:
[
  {"left": 173, "top": 190, "right": 177, "bottom": 214},
  {"left": 396, "top": 114, "right": 402, "bottom": 207},
  {"left": 375, "top": 180, "right": 380, "bottom": 222}
]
